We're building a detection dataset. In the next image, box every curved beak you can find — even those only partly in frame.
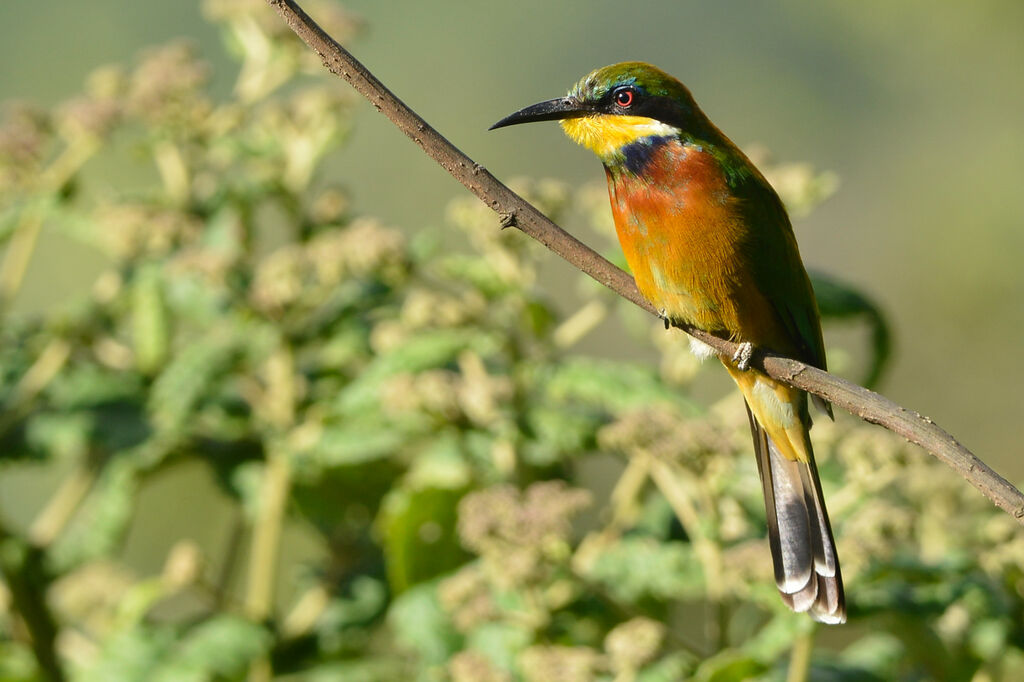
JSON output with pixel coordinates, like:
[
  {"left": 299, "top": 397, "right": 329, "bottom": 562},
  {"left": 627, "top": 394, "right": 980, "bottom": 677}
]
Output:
[{"left": 489, "top": 96, "right": 592, "bottom": 130}]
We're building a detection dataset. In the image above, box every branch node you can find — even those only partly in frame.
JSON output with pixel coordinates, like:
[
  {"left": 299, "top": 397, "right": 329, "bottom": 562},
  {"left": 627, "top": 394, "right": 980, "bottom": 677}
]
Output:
[{"left": 499, "top": 211, "right": 517, "bottom": 229}]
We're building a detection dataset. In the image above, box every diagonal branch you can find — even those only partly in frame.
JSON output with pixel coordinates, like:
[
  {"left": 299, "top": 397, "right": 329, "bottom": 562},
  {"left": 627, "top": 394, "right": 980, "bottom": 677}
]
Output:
[{"left": 266, "top": 0, "right": 1024, "bottom": 524}]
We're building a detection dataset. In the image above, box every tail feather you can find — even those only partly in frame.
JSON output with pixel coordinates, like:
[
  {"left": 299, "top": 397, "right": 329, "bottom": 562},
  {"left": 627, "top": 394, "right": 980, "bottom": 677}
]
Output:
[
  {"left": 800, "top": 456, "right": 838, "bottom": 577},
  {"left": 745, "top": 404, "right": 846, "bottom": 624},
  {"left": 781, "top": 577, "right": 819, "bottom": 613}
]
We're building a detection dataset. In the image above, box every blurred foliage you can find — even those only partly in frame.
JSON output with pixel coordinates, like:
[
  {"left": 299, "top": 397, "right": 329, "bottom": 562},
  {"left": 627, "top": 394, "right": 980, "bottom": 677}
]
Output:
[{"left": 0, "top": 2, "right": 1022, "bottom": 681}]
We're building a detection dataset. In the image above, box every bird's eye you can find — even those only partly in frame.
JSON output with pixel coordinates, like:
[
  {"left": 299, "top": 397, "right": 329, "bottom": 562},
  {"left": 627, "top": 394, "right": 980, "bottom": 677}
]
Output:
[{"left": 614, "top": 87, "right": 635, "bottom": 108}]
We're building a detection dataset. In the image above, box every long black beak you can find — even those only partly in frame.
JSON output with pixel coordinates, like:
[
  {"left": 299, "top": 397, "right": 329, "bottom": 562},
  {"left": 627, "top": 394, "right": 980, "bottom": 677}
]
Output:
[{"left": 489, "top": 96, "right": 592, "bottom": 130}]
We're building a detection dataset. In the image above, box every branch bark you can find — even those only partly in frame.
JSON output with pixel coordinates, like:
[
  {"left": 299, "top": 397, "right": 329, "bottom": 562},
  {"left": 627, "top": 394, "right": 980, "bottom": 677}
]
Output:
[{"left": 266, "top": 0, "right": 1024, "bottom": 524}]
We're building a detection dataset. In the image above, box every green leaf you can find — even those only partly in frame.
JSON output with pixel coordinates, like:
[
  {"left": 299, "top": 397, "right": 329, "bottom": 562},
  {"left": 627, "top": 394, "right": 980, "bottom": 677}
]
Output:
[
  {"left": 388, "top": 581, "right": 462, "bottom": 665},
  {"left": 466, "top": 622, "right": 534, "bottom": 674},
  {"left": 0, "top": 639, "right": 37, "bottom": 681},
  {"left": 317, "top": 576, "right": 388, "bottom": 647},
  {"left": 131, "top": 263, "right": 170, "bottom": 376},
  {"left": 520, "top": 406, "right": 601, "bottom": 466},
  {"left": 810, "top": 270, "right": 892, "bottom": 388},
  {"left": 692, "top": 651, "right": 768, "bottom": 682},
  {"left": 336, "top": 329, "right": 483, "bottom": 414},
  {"left": 151, "top": 615, "right": 270, "bottom": 682},
  {"left": 77, "top": 624, "right": 176, "bottom": 682},
  {"left": 23, "top": 411, "right": 93, "bottom": 461},
  {"left": 78, "top": 617, "right": 269, "bottom": 682},
  {"left": 46, "top": 364, "right": 145, "bottom": 409},
  {"left": 298, "top": 409, "right": 437, "bottom": 471},
  {"left": 539, "top": 357, "right": 700, "bottom": 414},
  {"left": 49, "top": 456, "right": 139, "bottom": 571},
  {"left": 969, "top": 619, "right": 1009, "bottom": 660},
  {"left": 148, "top": 330, "right": 238, "bottom": 435},
  {"left": 378, "top": 484, "right": 470, "bottom": 593},
  {"left": 0, "top": 196, "right": 58, "bottom": 245},
  {"left": 581, "top": 538, "right": 703, "bottom": 602},
  {"left": 289, "top": 659, "right": 412, "bottom": 682},
  {"left": 739, "top": 613, "right": 809, "bottom": 662},
  {"left": 230, "top": 461, "right": 265, "bottom": 522},
  {"left": 839, "top": 632, "right": 906, "bottom": 674},
  {"left": 637, "top": 651, "right": 697, "bottom": 682},
  {"left": 438, "top": 255, "right": 518, "bottom": 296}
]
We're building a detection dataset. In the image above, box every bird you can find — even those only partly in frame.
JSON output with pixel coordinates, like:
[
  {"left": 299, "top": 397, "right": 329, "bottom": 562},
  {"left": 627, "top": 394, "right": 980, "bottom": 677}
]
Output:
[{"left": 490, "top": 62, "right": 845, "bottom": 623}]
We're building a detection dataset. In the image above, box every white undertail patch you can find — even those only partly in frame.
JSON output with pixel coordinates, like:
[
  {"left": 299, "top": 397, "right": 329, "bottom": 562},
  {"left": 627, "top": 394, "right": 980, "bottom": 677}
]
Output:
[
  {"left": 689, "top": 337, "right": 718, "bottom": 361},
  {"left": 752, "top": 378, "right": 797, "bottom": 428}
]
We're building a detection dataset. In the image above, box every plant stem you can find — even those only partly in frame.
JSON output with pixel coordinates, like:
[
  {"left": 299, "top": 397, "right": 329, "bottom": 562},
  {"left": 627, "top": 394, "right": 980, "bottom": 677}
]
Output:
[
  {"left": 609, "top": 455, "right": 650, "bottom": 529},
  {"left": 647, "top": 457, "right": 724, "bottom": 602},
  {"left": 0, "top": 210, "right": 44, "bottom": 314},
  {"left": 648, "top": 456, "right": 728, "bottom": 648},
  {"left": 0, "top": 523, "right": 66, "bottom": 682},
  {"left": 244, "top": 447, "right": 292, "bottom": 682},
  {"left": 552, "top": 299, "right": 607, "bottom": 348},
  {"left": 245, "top": 346, "right": 298, "bottom": 679},
  {"left": 0, "top": 138, "right": 98, "bottom": 317},
  {"left": 245, "top": 449, "right": 293, "bottom": 622},
  {"left": 28, "top": 455, "right": 99, "bottom": 547},
  {"left": 786, "top": 631, "right": 814, "bottom": 682},
  {"left": 0, "top": 339, "right": 72, "bottom": 438}
]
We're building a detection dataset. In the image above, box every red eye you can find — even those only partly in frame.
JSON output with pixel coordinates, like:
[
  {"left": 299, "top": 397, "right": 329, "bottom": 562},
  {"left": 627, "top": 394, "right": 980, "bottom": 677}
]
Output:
[{"left": 614, "top": 88, "right": 635, "bottom": 108}]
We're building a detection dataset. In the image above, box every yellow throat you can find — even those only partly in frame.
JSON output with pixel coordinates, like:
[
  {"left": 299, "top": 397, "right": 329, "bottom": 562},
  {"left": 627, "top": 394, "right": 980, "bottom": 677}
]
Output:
[{"left": 560, "top": 115, "right": 679, "bottom": 159}]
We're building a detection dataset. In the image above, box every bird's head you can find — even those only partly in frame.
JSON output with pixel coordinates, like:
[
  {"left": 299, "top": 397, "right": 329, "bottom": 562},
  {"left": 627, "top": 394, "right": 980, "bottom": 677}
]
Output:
[{"left": 490, "top": 62, "right": 704, "bottom": 161}]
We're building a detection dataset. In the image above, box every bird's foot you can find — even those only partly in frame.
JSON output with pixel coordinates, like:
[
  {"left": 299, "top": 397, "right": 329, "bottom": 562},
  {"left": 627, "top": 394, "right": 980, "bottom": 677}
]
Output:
[
  {"left": 731, "top": 342, "right": 754, "bottom": 371},
  {"left": 659, "top": 308, "right": 670, "bottom": 329}
]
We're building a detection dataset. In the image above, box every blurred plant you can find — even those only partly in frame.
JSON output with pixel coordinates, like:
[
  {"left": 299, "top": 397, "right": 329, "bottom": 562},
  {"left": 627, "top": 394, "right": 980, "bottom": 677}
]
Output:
[{"left": 0, "top": 2, "right": 1021, "bottom": 681}]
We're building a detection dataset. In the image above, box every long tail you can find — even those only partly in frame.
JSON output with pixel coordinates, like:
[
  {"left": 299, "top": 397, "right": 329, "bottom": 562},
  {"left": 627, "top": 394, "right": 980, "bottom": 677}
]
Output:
[{"left": 744, "top": 404, "right": 846, "bottom": 624}]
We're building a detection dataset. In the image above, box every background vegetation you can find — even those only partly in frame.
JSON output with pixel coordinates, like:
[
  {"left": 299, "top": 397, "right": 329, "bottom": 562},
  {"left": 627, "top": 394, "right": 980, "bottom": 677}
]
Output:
[{"left": 0, "top": 1, "right": 1022, "bottom": 681}]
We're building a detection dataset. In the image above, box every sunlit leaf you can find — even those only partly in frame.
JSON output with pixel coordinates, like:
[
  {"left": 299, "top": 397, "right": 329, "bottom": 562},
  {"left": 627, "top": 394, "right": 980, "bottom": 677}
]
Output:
[
  {"left": 388, "top": 581, "right": 462, "bottom": 665},
  {"left": 49, "top": 456, "right": 139, "bottom": 571},
  {"left": 336, "top": 329, "right": 484, "bottom": 413},
  {"left": 131, "top": 263, "right": 170, "bottom": 376},
  {"left": 581, "top": 537, "right": 704, "bottom": 602},
  {"left": 538, "top": 357, "right": 700, "bottom": 414},
  {"left": 151, "top": 616, "right": 270, "bottom": 682}
]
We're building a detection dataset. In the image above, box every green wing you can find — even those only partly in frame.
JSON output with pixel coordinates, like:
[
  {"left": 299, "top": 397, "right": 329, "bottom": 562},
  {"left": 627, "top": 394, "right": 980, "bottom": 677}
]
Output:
[
  {"left": 736, "top": 172, "right": 827, "bottom": 370},
  {"left": 735, "top": 170, "right": 832, "bottom": 417}
]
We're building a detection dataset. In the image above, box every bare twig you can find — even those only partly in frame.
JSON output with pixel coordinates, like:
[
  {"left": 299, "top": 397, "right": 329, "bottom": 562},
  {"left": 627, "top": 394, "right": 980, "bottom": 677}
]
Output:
[{"left": 266, "top": 0, "right": 1024, "bottom": 524}]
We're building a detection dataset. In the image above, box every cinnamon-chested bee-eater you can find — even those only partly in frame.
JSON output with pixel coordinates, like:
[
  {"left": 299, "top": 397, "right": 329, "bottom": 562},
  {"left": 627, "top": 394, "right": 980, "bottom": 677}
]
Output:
[{"left": 491, "top": 62, "right": 844, "bottom": 623}]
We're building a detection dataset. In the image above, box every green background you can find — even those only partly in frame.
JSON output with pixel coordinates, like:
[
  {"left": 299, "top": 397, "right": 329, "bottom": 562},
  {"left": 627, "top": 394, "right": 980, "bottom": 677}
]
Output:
[{"left": 1, "top": 0, "right": 1021, "bottom": 513}]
